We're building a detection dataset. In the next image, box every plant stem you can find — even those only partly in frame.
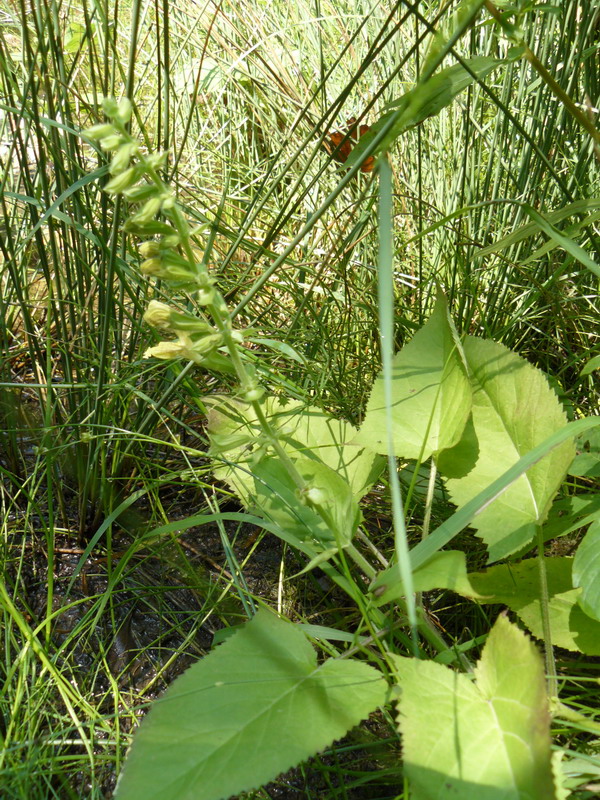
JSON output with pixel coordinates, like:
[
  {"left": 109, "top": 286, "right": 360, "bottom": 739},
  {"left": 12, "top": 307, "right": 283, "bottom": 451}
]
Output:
[{"left": 535, "top": 525, "right": 558, "bottom": 697}]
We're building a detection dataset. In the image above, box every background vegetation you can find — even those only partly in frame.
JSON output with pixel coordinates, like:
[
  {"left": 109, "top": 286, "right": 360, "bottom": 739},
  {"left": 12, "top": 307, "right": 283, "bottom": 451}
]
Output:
[{"left": 0, "top": 0, "right": 598, "bottom": 797}]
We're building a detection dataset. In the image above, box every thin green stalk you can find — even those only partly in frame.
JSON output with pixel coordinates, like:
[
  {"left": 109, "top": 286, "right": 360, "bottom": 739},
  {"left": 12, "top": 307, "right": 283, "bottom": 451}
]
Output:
[
  {"left": 535, "top": 525, "right": 558, "bottom": 697},
  {"left": 377, "top": 156, "right": 418, "bottom": 656}
]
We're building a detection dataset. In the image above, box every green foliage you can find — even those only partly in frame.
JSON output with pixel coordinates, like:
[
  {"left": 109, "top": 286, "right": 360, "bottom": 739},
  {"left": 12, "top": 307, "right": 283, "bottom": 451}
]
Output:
[
  {"left": 2, "top": 0, "right": 599, "bottom": 795},
  {"left": 346, "top": 52, "right": 523, "bottom": 170},
  {"left": 370, "top": 550, "right": 483, "bottom": 605},
  {"left": 206, "top": 395, "right": 384, "bottom": 502},
  {"left": 571, "top": 521, "right": 600, "bottom": 622},
  {"left": 445, "top": 338, "right": 575, "bottom": 562},
  {"left": 392, "top": 615, "right": 555, "bottom": 800},
  {"left": 355, "top": 293, "right": 471, "bottom": 461},
  {"left": 114, "top": 609, "right": 388, "bottom": 800},
  {"left": 469, "top": 559, "right": 600, "bottom": 655}
]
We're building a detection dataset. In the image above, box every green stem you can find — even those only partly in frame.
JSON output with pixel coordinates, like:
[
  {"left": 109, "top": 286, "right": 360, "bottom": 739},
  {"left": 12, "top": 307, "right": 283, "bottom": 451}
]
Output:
[{"left": 535, "top": 525, "right": 558, "bottom": 697}]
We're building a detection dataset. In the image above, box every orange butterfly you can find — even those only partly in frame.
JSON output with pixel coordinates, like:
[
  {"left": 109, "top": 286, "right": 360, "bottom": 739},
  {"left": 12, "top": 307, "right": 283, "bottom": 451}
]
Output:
[{"left": 323, "top": 117, "right": 375, "bottom": 173}]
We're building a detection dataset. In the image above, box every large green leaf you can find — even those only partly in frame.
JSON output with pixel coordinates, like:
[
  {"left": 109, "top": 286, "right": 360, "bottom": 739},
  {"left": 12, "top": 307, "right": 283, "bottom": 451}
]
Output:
[
  {"left": 468, "top": 558, "right": 600, "bottom": 655},
  {"left": 572, "top": 520, "right": 600, "bottom": 621},
  {"left": 354, "top": 293, "right": 471, "bottom": 460},
  {"left": 345, "top": 54, "right": 518, "bottom": 170},
  {"left": 206, "top": 395, "right": 383, "bottom": 502},
  {"left": 114, "top": 609, "right": 387, "bottom": 800},
  {"left": 370, "top": 550, "right": 484, "bottom": 605},
  {"left": 392, "top": 615, "right": 554, "bottom": 800},
  {"left": 446, "top": 338, "right": 575, "bottom": 562},
  {"left": 252, "top": 454, "right": 361, "bottom": 550}
]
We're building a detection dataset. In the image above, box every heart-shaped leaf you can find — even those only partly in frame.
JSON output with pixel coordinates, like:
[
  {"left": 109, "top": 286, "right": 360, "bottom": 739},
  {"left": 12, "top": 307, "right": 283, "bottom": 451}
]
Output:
[{"left": 392, "top": 615, "right": 554, "bottom": 800}]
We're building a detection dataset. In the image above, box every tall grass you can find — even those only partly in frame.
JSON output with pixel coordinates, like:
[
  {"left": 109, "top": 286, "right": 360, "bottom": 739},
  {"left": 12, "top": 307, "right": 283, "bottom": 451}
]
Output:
[{"left": 0, "top": 0, "right": 598, "bottom": 795}]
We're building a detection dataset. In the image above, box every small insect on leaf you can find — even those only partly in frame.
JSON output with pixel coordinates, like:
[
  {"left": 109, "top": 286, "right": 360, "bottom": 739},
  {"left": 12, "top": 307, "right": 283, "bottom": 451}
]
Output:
[{"left": 323, "top": 117, "right": 375, "bottom": 173}]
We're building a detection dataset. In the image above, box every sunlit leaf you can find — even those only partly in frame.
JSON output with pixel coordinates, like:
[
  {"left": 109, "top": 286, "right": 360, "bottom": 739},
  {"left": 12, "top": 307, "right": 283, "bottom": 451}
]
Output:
[
  {"left": 446, "top": 338, "right": 575, "bottom": 562},
  {"left": 114, "top": 609, "right": 387, "bottom": 800},
  {"left": 370, "top": 550, "right": 484, "bottom": 605},
  {"left": 392, "top": 615, "right": 554, "bottom": 800},
  {"left": 468, "top": 557, "right": 600, "bottom": 655},
  {"left": 572, "top": 521, "right": 600, "bottom": 621},
  {"left": 354, "top": 293, "right": 471, "bottom": 460},
  {"left": 206, "top": 395, "right": 383, "bottom": 502}
]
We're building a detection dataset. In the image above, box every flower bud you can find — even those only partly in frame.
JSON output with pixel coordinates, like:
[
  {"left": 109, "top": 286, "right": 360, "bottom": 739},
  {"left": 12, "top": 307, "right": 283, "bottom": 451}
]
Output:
[
  {"left": 125, "top": 218, "right": 177, "bottom": 236},
  {"left": 132, "top": 196, "right": 162, "bottom": 224},
  {"left": 143, "top": 341, "right": 188, "bottom": 360},
  {"left": 197, "top": 285, "right": 216, "bottom": 306},
  {"left": 102, "top": 97, "right": 120, "bottom": 118},
  {"left": 241, "top": 385, "right": 265, "bottom": 403},
  {"left": 86, "top": 123, "right": 117, "bottom": 140},
  {"left": 162, "top": 234, "right": 180, "bottom": 248},
  {"left": 169, "top": 313, "right": 213, "bottom": 335},
  {"left": 104, "top": 166, "right": 137, "bottom": 194},
  {"left": 161, "top": 193, "right": 175, "bottom": 210},
  {"left": 140, "top": 257, "right": 163, "bottom": 275},
  {"left": 139, "top": 240, "right": 160, "bottom": 258},
  {"left": 116, "top": 98, "right": 133, "bottom": 124},
  {"left": 99, "top": 134, "right": 123, "bottom": 151},
  {"left": 146, "top": 152, "right": 169, "bottom": 169},
  {"left": 143, "top": 300, "right": 173, "bottom": 328},
  {"left": 109, "top": 141, "right": 139, "bottom": 175},
  {"left": 189, "top": 332, "right": 223, "bottom": 355},
  {"left": 123, "top": 183, "right": 157, "bottom": 202}
]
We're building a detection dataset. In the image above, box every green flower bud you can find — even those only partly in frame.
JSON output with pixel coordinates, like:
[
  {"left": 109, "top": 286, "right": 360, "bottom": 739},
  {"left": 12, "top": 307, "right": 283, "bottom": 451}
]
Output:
[
  {"left": 172, "top": 315, "right": 214, "bottom": 335},
  {"left": 139, "top": 259, "right": 196, "bottom": 283},
  {"left": 195, "top": 351, "right": 236, "bottom": 374},
  {"left": 162, "top": 234, "right": 181, "bottom": 248},
  {"left": 99, "top": 134, "right": 123, "bottom": 151},
  {"left": 197, "top": 286, "right": 216, "bottom": 306},
  {"left": 139, "top": 240, "right": 161, "bottom": 258},
  {"left": 116, "top": 98, "right": 133, "bottom": 123},
  {"left": 140, "top": 257, "right": 164, "bottom": 275},
  {"left": 125, "top": 219, "right": 178, "bottom": 236},
  {"left": 102, "top": 97, "right": 120, "bottom": 118},
  {"left": 160, "top": 250, "right": 193, "bottom": 268},
  {"left": 143, "top": 300, "right": 174, "bottom": 328},
  {"left": 189, "top": 332, "right": 223, "bottom": 356},
  {"left": 123, "top": 183, "right": 157, "bottom": 202},
  {"left": 86, "top": 123, "right": 117, "bottom": 140},
  {"left": 145, "top": 151, "right": 169, "bottom": 169},
  {"left": 241, "top": 386, "right": 265, "bottom": 403},
  {"left": 104, "top": 166, "right": 137, "bottom": 194},
  {"left": 132, "top": 196, "right": 162, "bottom": 224},
  {"left": 109, "top": 141, "right": 139, "bottom": 175}
]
